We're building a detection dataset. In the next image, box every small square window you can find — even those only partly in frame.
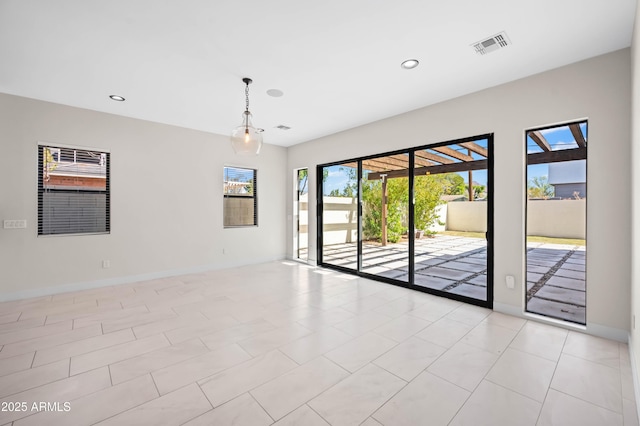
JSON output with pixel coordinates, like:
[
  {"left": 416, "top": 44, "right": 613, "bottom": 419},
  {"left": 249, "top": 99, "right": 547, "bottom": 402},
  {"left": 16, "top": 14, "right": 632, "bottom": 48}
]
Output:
[{"left": 223, "top": 166, "right": 257, "bottom": 227}]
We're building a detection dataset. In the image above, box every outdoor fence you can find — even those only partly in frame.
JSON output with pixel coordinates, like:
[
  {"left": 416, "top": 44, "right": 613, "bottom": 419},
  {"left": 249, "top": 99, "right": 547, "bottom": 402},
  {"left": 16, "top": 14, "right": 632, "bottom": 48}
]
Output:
[{"left": 313, "top": 197, "right": 586, "bottom": 245}]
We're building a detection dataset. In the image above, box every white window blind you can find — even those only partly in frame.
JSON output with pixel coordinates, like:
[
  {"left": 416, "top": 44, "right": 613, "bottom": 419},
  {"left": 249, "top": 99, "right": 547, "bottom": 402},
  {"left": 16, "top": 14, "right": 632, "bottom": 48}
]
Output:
[{"left": 38, "top": 145, "right": 110, "bottom": 235}]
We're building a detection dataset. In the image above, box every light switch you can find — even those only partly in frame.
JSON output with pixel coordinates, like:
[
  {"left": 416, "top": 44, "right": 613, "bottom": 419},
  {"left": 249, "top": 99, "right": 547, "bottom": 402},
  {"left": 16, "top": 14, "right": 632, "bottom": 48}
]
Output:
[{"left": 3, "top": 220, "right": 27, "bottom": 229}]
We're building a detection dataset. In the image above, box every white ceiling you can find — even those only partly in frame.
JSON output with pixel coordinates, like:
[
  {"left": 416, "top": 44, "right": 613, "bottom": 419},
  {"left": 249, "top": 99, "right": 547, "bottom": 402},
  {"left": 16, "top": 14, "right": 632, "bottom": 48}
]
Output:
[{"left": 0, "top": 0, "right": 636, "bottom": 147}]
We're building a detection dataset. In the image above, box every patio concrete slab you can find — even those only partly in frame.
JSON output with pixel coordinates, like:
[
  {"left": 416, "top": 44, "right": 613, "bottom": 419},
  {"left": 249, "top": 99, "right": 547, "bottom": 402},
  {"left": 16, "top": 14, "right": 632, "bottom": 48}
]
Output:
[
  {"left": 466, "top": 275, "right": 487, "bottom": 287},
  {"left": 546, "top": 276, "right": 585, "bottom": 292},
  {"left": 527, "top": 265, "right": 552, "bottom": 274},
  {"left": 437, "top": 261, "right": 486, "bottom": 274},
  {"left": 526, "top": 242, "right": 586, "bottom": 324},
  {"left": 414, "top": 275, "right": 457, "bottom": 291},
  {"left": 527, "top": 259, "right": 560, "bottom": 268},
  {"left": 527, "top": 297, "right": 585, "bottom": 324},
  {"left": 535, "top": 286, "right": 585, "bottom": 307},
  {"left": 321, "top": 235, "right": 585, "bottom": 324},
  {"left": 453, "top": 257, "right": 487, "bottom": 266},
  {"left": 415, "top": 258, "right": 446, "bottom": 268},
  {"left": 559, "top": 263, "right": 585, "bottom": 273},
  {"left": 415, "top": 266, "right": 475, "bottom": 282},
  {"left": 527, "top": 272, "right": 544, "bottom": 283},
  {"left": 554, "top": 268, "right": 586, "bottom": 280},
  {"left": 448, "top": 284, "right": 487, "bottom": 301}
]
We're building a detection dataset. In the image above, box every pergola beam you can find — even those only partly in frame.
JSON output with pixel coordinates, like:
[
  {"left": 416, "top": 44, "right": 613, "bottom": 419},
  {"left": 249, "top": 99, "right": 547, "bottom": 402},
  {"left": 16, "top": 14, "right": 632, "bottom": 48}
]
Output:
[
  {"left": 527, "top": 147, "right": 586, "bottom": 165},
  {"left": 458, "top": 142, "right": 489, "bottom": 157},
  {"left": 431, "top": 146, "right": 474, "bottom": 162},
  {"left": 368, "top": 159, "right": 489, "bottom": 180},
  {"left": 414, "top": 150, "right": 455, "bottom": 164},
  {"left": 529, "top": 131, "right": 552, "bottom": 152},
  {"left": 569, "top": 123, "right": 587, "bottom": 148},
  {"left": 362, "top": 158, "right": 406, "bottom": 171}
]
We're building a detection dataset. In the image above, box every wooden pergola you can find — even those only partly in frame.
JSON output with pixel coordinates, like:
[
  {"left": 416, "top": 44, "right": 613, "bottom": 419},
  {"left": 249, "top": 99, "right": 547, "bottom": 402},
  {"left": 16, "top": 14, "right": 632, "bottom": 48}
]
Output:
[
  {"left": 527, "top": 122, "right": 587, "bottom": 164},
  {"left": 340, "top": 126, "right": 586, "bottom": 245}
]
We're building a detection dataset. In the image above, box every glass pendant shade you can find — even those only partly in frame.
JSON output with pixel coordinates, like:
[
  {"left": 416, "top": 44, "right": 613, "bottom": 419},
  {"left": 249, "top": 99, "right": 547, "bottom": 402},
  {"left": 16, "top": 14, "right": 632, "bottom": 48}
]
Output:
[{"left": 231, "top": 111, "right": 263, "bottom": 155}]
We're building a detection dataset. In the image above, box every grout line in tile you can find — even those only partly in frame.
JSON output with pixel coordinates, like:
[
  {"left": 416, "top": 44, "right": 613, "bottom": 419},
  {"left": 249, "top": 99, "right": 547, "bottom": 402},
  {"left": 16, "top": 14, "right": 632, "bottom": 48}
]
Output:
[
  {"left": 307, "top": 402, "right": 332, "bottom": 425},
  {"left": 276, "top": 348, "right": 302, "bottom": 366},
  {"left": 244, "top": 391, "right": 275, "bottom": 423},
  {"left": 534, "top": 332, "right": 569, "bottom": 425},
  {"left": 108, "top": 364, "right": 114, "bottom": 386},
  {"left": 149, "top": 371, "right": 162, "bottom": 397},
  {"left": 548, "top": 387, "right": 624, "bottom": 418}
]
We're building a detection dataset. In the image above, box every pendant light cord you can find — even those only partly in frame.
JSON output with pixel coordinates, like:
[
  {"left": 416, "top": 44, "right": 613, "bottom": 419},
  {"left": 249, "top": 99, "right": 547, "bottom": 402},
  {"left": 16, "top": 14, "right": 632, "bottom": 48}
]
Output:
[
  {"left": 245, "top": 82, "right": 250, "bottom": 133},
  {"left": 245, "top": 82, "right": 250, "bottom": 113}
]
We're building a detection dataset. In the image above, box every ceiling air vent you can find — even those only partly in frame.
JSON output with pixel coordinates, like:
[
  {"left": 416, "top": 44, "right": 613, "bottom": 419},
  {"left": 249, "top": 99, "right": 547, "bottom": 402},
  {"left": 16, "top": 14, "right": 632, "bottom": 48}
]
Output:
[
  {"left": 472, "top": 32, "right": 510, "bottom": 55},
  {"left": 275, "top": 125, "right": 291, "bottom": 130}
]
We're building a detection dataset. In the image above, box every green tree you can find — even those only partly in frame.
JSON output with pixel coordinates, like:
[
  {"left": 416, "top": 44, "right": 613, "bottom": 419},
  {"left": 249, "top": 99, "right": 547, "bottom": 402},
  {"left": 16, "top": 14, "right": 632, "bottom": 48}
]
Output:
[
  {"left": 298, "top": 169, "right": 308, "bottom": 195},
  {"left": 528, "top": 176, "right": 554, "bottom": 199},
  {"left": 414, "top": 175, "right": 446, "bottom": 232},
  {"left": 362, "top": 178, "right": 406, "bottom": 243},
  {"left": 441, "top": 173, "right": 465, "bottom": 195},
  {"left": 361, "top": 174, "right": 446, "bottom": 243},
  {"left": 473, "top": 184, "right": 486, "bottom": 199}
]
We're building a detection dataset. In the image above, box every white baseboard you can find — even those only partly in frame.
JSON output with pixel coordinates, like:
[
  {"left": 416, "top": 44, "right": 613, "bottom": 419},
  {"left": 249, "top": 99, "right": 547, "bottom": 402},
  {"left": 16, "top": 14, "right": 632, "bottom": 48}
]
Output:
[
  {"left": 0, "top": 255, "right": 286, "bottom": 303},
  {"left": 494, "top": 301, "right": 628, "bottom": 342},
  {"left": 628, "top": 333, "right": 640, "bottom": 423}
]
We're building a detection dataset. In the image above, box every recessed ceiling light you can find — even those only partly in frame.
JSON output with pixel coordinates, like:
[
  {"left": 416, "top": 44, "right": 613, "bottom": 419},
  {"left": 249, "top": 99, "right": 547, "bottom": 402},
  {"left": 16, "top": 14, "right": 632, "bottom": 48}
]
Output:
[
  {"left": 266, "top": 89, "right": 284, "bottom": 97},
  {"left": 400, "top": 59, "right": 419, "bottom": 70},
  {"left": 109, "top": 95, "right": 125, "bottom": 101}
]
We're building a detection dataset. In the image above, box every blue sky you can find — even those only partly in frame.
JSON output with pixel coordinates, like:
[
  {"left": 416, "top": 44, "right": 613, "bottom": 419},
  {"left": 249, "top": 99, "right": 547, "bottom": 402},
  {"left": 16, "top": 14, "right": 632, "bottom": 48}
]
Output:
[{"left": 322, "top": 165, "right": 354, "bottom": 196}]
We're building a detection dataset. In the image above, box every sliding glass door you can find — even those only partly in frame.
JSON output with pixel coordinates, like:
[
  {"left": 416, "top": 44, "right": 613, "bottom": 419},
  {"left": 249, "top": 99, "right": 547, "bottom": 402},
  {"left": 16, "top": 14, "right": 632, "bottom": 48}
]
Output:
[
  {"left": 320, "top": 162, "right": 359, "bottom": 270},
  {"left": 318, "top": 134, "right": 493, "bottom": 308},
  {"left": 361, "top": 154, "right": 410, "bottom": 282},
  {"left": 413, "top": 139, "right": 490, "bottom": 302}
]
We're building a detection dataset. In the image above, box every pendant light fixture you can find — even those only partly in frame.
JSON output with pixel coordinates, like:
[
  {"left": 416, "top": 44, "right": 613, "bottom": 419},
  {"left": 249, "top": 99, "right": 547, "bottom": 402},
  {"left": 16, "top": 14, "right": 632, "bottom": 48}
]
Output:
[{"left": 230, "top": 77, "right": 263, "bottom": 155}]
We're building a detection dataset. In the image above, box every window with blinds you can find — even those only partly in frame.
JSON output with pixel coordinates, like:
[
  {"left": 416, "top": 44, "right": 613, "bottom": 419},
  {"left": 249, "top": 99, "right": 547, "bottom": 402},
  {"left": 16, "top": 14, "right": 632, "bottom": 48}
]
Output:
[
  {"left": 38, "top": 145, "right": 110, "bottom": 236},
  {"left": 223, "top": 166, "right": 257, "bottom": 227}
]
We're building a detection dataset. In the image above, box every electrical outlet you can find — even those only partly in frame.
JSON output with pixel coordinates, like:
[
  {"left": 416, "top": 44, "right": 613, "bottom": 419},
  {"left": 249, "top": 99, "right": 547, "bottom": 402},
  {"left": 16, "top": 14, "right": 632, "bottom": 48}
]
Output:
[
  {"left": 505, "top": 275, "right": 515, "bottom": 289},
  {"left": 102, "top": 260, "right": 111, "bottom": 269},
  {"left": 3, "top": 219, "right": 27, "bottom": 229}
]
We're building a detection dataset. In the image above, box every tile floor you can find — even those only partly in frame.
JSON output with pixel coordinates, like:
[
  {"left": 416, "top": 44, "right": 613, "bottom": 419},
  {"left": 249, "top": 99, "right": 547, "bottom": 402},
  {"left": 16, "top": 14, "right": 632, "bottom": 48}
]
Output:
[{"left": 0, "top": 261, "right": 635, "bottom": 426}]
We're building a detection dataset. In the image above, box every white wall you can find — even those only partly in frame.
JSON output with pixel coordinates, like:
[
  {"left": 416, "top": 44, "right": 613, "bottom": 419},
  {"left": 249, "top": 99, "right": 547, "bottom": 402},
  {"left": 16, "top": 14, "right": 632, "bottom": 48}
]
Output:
[
  {"left": 446, "top": 202, "right": 487, "bottom": 233},
  {"left": 630, "top": 0, "right": 640, "bottom": 409},
  {"left": 527, "top": 200, "right": 586, "bottom": 239},
  {"left": 0, "top": 93, "right": 287, "bottom": 300},
  {"left": 287, "top": 49, "right": 631, "bottom": 337},
  {"left": 321, "top": 196, "right": 358, "bottom": 245}
]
